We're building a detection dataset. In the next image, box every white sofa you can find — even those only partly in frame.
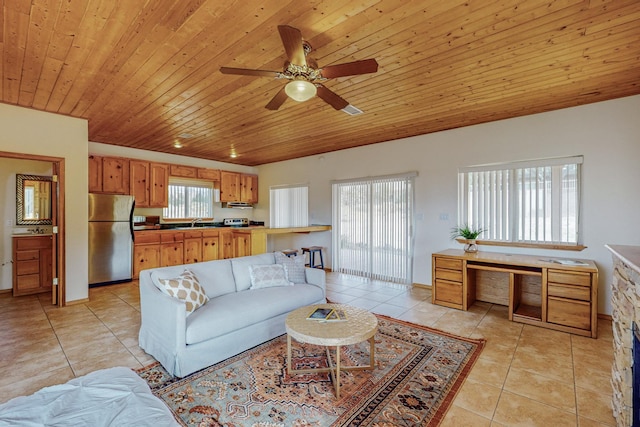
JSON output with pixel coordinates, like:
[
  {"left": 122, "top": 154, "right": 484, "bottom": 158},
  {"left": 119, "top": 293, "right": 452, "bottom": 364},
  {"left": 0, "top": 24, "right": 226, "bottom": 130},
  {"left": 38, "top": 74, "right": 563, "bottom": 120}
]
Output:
[{"left": 138, "top": 252, "right": 326, "bottom": 377}]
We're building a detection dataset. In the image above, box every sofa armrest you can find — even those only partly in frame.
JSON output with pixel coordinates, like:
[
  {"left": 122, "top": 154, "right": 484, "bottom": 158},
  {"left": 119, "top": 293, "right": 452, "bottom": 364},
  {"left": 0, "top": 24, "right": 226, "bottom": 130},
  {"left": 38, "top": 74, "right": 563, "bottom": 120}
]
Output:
[
  {"left": 304, "top": 267, "right": 326, "bottom": 297},
  {"left": 139, "top": 270, "right": 187, "bottom": 351}
]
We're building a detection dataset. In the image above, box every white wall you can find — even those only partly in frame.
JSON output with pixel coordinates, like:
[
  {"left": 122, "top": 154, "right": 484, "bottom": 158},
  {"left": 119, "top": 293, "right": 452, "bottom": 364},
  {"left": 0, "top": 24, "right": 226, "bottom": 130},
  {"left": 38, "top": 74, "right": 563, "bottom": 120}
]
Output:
[
  {"left": 0, "top": 103, "right": 89, "bottom": 302},
  {"left": 257, "top": 95, "right": 640, "bottom": 315},
  {"left": 0, "top": 159, "right": 53, "bottom": 290}
]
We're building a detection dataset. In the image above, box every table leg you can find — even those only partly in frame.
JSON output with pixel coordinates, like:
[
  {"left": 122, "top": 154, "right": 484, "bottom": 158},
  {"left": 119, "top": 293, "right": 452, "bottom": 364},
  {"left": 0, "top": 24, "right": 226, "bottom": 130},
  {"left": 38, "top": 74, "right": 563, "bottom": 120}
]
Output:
[
  {"left": 335, "top": 345, "right": 341, "bottom": 399},
  {"left": 287, "top": 334, "right": 292, "bottom": 374},
  {"left": 369, "top": 335, "right": 375, "bottom": 368}
]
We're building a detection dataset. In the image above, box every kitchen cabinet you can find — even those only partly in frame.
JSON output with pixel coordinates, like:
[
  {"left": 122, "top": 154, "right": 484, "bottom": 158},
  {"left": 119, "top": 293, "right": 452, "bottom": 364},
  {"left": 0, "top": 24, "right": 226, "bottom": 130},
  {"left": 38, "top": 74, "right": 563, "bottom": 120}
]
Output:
[
  {"left": 240, "top": 174, "right": 258, "bottom": 203},
  {"left": 220, "top": 171, "right": 241, "bottom": 202},
  {"left": 232, "top": 231, "right": 251, "bottom": 258},
  {"left": 170, "top": 164, "right": 197, "bottom": 179},
  {"left": 88, "top": 155, "right": 130, "bottom": 194},
  {"left": 218, "top": 229, "right": 234, "bottom": 259},
  {"left": 431, "top": 250, "right": 598, "bottom": 337},
  {"left": 198, "top": 168, "right": 221, "bottom": 181},
  {"left": 130, "top": 161, "right": 169, "bottom": 208},
  {"left": 133, "top": 232, "right": 161, "bottom": 278},
  {"left": 161, "top": 232, "right": 184, "bottom": 267},
  {"left": 184, "top": 230, "right": 203, "bottom": 264},
  {"left": 13, "top": 235, "right": 53, "bottom": 296},
  {"left": 202, "top": 230, "right": 220, "bottom": 261}
]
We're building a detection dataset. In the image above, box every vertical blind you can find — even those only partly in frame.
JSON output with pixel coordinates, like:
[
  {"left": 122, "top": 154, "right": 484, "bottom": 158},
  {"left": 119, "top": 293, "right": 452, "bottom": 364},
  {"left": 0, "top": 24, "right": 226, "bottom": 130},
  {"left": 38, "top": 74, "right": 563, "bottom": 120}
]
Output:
[
  {"left": 332, "top": 172, "right": 416, "bottom": 285},
  {"left": 163, "top": 178, "right": 214, "bottom": 219},
  {"left": 458, "top": 156, "right": 582, "bottom": 244},
  {"left": 269, "top": 184, "right": 309, "bottom": 228}
]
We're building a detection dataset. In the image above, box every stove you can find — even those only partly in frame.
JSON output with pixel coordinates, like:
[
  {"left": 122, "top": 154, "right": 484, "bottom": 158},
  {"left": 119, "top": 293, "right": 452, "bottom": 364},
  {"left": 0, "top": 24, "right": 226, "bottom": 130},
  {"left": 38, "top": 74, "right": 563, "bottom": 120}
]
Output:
[{"left": 223, "top": 218, "right": 249, "bottom": 227}]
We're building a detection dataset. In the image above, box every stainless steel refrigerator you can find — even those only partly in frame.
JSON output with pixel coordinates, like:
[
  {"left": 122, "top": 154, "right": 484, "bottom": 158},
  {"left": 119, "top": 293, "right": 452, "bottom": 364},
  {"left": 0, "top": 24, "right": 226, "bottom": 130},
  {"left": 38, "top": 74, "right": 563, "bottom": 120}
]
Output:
[{"left": 88, "top": 193, "right": 135, "bottom": 285}]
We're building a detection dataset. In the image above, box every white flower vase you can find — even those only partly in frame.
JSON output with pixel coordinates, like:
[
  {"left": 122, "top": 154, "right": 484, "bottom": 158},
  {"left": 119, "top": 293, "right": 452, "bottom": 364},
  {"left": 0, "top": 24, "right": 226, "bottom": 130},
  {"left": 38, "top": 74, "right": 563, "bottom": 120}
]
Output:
[{"left": 464, "top": 239, "right": 478, "bottom": 253}]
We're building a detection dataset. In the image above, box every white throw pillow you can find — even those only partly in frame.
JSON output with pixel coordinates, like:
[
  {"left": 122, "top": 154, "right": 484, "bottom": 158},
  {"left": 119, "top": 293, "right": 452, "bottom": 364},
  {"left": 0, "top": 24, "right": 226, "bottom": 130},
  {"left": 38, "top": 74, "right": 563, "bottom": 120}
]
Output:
[
  {"left": 156, "top": 269, "right": 209, "bottom": 316},
  {"left": 249, "top": 264, "right": 292, "bottom": 289},
  {"left": 274, "top": 251, "right": 307, "bottom": 284}
]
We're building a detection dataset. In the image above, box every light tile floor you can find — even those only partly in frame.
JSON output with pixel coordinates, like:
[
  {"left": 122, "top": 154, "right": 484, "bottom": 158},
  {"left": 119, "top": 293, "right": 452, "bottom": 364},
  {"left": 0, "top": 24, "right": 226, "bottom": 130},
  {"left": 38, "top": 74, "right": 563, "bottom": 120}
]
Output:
[{"left": 0, "top": 272, "right": 615, "bottom": 426}]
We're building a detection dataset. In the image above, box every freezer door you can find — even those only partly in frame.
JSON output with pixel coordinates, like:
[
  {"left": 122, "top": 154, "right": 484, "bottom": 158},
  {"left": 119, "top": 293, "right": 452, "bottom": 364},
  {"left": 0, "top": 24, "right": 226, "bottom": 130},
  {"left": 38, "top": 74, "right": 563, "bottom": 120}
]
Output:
[
  {"left": 88, "top": 221, "right": 133, "bottom": 284},
  {"left": 89, "top": 194, "right": 134, "bottom": 222}
]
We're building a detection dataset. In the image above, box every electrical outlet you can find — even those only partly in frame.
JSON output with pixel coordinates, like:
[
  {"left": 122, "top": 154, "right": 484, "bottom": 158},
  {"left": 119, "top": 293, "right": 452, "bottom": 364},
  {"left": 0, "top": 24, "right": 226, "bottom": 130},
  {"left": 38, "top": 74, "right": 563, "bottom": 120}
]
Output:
[
  {"left": 439, "top": 213, "right": 449, "bottom": 221},
  {"left": 6, "top": 219, "right": 12, "bottom": 226}
]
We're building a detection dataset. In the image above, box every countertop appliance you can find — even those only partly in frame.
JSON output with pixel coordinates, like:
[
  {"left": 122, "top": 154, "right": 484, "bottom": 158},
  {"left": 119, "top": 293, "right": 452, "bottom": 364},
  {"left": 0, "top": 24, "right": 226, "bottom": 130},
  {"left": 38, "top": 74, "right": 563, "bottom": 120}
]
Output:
[
  {"left": 88, "top": 193, "right": 135, "bottom": 286},
  {"left": 223, "top": 218, "right": 249, "bottom": 227}
]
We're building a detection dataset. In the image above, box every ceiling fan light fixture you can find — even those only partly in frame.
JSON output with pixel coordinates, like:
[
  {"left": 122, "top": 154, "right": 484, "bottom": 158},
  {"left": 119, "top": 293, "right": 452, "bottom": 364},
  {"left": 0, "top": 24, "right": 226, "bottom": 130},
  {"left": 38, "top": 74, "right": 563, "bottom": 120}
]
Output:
[{"left": 285, "top": 79, "right": 317, "bottom": 102}]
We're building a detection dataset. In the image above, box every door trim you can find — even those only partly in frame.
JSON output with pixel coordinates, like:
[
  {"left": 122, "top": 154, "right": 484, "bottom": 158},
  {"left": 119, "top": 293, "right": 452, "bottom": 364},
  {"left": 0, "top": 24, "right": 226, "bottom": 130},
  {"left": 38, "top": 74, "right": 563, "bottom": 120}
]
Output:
[{"left": 1, "top": 150, "right": 65, "bottom": 306}]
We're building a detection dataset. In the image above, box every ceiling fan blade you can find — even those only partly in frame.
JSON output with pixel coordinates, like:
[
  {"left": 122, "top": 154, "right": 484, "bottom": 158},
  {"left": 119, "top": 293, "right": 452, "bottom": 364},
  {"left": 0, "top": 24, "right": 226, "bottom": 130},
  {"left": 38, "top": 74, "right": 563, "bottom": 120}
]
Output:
[
  {"left": 278, "top": 25, "right": 307, "bottom": 67},
  {"left": 316, "top": 84, "right": 349, "bottom": 110},
  {"left": 320, "top": 59, "right": 379, "bottom": 79},
  {"left": 220, "top": 67, "right": 280, "bottom": 78},
  {"left": 265, "top": 86, "right": 289, "bottom": 110}
]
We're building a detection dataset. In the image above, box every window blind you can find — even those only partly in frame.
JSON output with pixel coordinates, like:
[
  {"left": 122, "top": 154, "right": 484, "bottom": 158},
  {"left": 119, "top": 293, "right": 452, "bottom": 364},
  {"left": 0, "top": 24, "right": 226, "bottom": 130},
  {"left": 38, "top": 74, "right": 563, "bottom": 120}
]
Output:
[{"left": 163, "top": 178, "right": 214, "bottom": 219}]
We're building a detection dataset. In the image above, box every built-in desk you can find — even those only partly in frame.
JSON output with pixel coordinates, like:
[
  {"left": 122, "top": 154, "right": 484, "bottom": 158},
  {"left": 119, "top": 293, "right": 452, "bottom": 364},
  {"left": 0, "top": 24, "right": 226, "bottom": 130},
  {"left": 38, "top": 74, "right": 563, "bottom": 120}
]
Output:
[{"left": 432, "top": 249, "right": 598, "bottom": 338}]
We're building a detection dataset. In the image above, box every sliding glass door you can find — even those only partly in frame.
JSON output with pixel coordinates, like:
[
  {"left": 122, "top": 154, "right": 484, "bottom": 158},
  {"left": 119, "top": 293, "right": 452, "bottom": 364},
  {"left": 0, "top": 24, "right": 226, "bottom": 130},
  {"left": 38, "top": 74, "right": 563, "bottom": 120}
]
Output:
[{"left": 332, "top": 172, "right": 416, "bottom": 285}]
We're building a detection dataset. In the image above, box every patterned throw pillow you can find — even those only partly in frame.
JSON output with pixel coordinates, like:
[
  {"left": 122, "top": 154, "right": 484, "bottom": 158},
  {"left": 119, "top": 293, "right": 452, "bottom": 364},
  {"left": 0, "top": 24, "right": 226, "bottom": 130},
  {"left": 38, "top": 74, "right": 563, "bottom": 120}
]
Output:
[
  {"left": 249, "top": 264, "right": 292, "bottom": 289},
  {"left": 274, "top": 251, "right": 307, "bottom": 284},
  {"left": 157, "top": 269, "right": 209, "bottom": 316}
]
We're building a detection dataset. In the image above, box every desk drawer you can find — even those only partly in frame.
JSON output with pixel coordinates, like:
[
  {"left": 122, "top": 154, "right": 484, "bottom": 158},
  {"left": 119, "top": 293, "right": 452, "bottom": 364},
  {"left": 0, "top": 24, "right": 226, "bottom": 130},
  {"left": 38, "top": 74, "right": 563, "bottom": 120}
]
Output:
[
  {"left": 435, "top": 257, "right": 463, "bottom": 271},
  {"left": 547, "top": 296, "right": 591, "bottom": 330},
  {"left": 547, "top": 270, "right": 591, "bottom": 287},
  {"left": 434, "top": 279, "right": 463, "bottom": 305},
  {"left": 435, "top": 268, "right": 463, "bottom": 282},
  {"left": 547, "top": 283, "right": 590, "bottom": 302}
]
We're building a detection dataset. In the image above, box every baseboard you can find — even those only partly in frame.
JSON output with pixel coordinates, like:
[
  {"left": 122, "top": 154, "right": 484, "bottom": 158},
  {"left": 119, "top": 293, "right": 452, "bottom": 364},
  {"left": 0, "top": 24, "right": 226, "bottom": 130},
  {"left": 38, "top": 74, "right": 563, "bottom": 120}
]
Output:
[
  {"left": 413, "top": 282, "right": 431, "bottom": 289},
  {"left": 597, "top": 313, "right": 612, "bottom": 321},
  {"left": 66, "top": 297, "right": 90, "bottom": 306}
]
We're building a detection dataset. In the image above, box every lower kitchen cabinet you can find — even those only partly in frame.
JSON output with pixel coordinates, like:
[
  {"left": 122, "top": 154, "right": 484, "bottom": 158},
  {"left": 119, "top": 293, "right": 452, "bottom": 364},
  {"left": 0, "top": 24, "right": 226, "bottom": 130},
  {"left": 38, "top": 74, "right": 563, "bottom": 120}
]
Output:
[
  {"left": 13, "top": 235, "right": 53, "bottom": 296},
  {"left": 133, "top": 233, "right": 161, "bottom": 278},
  {"left": 202, "top": 230, "right": 220, "bottom": 261},
  {"left": 160, "top": 232, "right": 184, "bottom": 267},
  {"left": 184, "top": 231, "right": 203, "bottom": 264}
]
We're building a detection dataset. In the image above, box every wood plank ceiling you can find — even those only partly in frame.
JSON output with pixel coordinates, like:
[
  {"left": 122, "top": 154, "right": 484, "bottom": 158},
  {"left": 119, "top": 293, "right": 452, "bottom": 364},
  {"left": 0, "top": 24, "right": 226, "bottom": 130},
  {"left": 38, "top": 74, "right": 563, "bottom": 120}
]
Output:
[{"left": 1, "top": 0, "right": 639, "bottom": 166}]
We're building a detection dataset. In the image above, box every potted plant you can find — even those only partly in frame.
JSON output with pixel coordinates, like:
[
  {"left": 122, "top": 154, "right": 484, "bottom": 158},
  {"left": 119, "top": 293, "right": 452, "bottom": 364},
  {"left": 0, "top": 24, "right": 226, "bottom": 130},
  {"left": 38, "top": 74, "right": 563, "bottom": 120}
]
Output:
[{"left": 450, "top": 224, "right": 485, "bottom": 253}]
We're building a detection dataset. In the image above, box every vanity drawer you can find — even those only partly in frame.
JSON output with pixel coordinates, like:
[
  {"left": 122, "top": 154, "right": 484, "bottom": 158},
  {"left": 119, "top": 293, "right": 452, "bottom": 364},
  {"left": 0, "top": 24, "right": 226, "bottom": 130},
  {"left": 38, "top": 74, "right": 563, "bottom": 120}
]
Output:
[
  {"left": 547, "top": 270, "right": 591, "bottom": 287},
  {"left": 435, "top": 257, "right": 463, "bottom": 271},
  {"left": 547, "top": 283, "right": 590, "bottom": 302},
  {"left": 16, "top": 259, "right": 39, "bottom": 275}
]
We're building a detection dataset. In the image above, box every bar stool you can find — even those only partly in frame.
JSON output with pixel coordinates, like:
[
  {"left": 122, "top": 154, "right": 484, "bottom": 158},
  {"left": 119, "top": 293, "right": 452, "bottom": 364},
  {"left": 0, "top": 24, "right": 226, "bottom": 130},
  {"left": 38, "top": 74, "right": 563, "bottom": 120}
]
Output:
[
  {"left": 281, "top": 249, "right": 298, "bottom": 258},
  {"left": 301, "top": 246, "right": 324, "bottom": 269}
]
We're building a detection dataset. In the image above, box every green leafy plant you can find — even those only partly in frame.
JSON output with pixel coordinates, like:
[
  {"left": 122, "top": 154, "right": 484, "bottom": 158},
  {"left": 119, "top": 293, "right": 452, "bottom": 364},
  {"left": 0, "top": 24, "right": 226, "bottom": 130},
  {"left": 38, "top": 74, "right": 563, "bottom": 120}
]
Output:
[{"left": 450, "top": 224, "right": 485, "bottom": 240}]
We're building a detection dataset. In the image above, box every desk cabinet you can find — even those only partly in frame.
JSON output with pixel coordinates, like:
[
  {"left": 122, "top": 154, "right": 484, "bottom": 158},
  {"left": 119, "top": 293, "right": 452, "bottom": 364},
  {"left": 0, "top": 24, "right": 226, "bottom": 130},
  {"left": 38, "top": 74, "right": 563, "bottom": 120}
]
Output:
[{"left": 432, "top": 250, "right": 598, "bottom": 337}]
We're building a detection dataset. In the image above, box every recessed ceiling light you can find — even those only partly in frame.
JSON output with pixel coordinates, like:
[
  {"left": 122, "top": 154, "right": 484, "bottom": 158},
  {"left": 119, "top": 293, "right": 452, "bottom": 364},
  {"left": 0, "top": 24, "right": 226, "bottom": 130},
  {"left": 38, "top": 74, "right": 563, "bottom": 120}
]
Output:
[
  {"left": 173, "top": 141, "right": 183, "bottom": 148},
  {"left": 230, "top": 152, "right": 238, "bottom": 158}
]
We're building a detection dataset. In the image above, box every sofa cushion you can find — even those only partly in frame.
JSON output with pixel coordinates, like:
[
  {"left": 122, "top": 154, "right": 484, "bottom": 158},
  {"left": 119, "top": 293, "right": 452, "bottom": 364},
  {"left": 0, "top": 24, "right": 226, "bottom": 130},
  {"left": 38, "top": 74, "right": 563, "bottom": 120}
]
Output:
[
  {"left": 231, "top": 253, "right": 276, "bottom": 292},
  {"left": 156, "top": 269, "right": 209, "bottom": 316},
  {"left": 185, "top": 283, "right": 325, "bottom": 345},
  {"left": 187, "top": 259, "right": 236, "bottom": 298},
  {"left": 249, "top": 264, "right": 291, "bottom": 289},
  {"left": 274, "top": 251, "right": 307, "bottom": 284}
]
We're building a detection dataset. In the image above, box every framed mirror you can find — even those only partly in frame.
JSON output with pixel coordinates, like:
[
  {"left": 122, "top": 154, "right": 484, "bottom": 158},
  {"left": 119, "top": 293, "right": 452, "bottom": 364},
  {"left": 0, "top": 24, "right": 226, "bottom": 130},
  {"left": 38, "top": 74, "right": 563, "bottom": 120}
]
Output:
[{"left": 16, "top": 174, "right": 53, "bottom": 225}]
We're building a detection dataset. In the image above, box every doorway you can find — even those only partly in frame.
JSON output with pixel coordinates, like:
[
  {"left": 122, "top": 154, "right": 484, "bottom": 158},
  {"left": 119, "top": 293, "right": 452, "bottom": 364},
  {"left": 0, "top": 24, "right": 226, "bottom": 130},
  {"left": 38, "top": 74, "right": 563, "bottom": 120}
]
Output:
[{"left": 0, "top": 151, "right": 65, "bottom": 306}]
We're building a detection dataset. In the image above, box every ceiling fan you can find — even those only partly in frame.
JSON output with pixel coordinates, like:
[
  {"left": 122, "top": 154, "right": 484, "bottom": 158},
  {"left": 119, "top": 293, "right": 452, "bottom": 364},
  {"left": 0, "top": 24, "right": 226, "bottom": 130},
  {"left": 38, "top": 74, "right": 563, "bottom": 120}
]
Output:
[{"left": 220, "top": 25, "right": 378, "bottom": 111}]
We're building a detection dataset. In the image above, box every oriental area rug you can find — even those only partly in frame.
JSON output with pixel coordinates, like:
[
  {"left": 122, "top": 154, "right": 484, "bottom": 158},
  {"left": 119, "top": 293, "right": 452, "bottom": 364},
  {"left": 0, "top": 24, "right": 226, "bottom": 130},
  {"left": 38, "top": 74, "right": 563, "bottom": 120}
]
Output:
[{"left": 137, "top": 315, "right": 484, "bottom": 427}]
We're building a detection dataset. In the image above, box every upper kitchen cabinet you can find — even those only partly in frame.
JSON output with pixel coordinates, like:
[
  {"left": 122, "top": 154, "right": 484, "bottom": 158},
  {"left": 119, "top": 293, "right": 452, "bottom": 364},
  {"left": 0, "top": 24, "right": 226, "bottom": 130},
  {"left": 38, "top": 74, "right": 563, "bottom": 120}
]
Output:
[
  {"left": 220, "top": 171, "right": 258, "bottom": 203},
  {"left": 130, "top": 160, "right": 169, "bottom": 208},
  {"left": 241, "top": 174, "right": 258, "bottom": 203},
  {"left": 170, "top": 165, "right": 221, "bottom": 182},
  {"left": 170, "top": 164, "right": 197, "bottom": 179},
  {"left": 88, "top": 155, "right": 130, "bottom": 194},
  {"left": 220, "top": 171, "right": 241, "bottom": 202}
]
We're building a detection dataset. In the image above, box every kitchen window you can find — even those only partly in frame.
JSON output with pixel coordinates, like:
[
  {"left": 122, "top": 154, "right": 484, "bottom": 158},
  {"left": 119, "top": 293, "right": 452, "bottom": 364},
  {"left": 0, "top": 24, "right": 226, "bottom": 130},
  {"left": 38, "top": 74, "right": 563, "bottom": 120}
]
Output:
[
  {"left": 269, "top": 184, "right": 308, "bottom": 228},
  {"left": 332, "top": 172, "right": 416, "bottom": 285},
  {"left": 163, "top": 178, "right": 214, "bottom": 219},
  {"left": 458, "top": 155, "right": 583, "bottom": 247}
]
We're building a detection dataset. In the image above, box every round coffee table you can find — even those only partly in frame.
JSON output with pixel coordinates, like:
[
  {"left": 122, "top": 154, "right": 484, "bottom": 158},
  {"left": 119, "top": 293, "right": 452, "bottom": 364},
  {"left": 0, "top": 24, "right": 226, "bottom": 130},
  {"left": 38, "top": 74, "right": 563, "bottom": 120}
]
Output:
[{"left": 285, "top": 303, "right": 378, "bottom": 398}]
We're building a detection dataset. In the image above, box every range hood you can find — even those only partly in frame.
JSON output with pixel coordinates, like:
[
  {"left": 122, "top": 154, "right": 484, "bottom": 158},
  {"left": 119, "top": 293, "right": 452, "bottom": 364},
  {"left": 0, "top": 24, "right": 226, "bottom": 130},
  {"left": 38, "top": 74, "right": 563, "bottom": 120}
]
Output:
[{"left": 222, "top": 202, "right": 253, "bottom": 209}]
